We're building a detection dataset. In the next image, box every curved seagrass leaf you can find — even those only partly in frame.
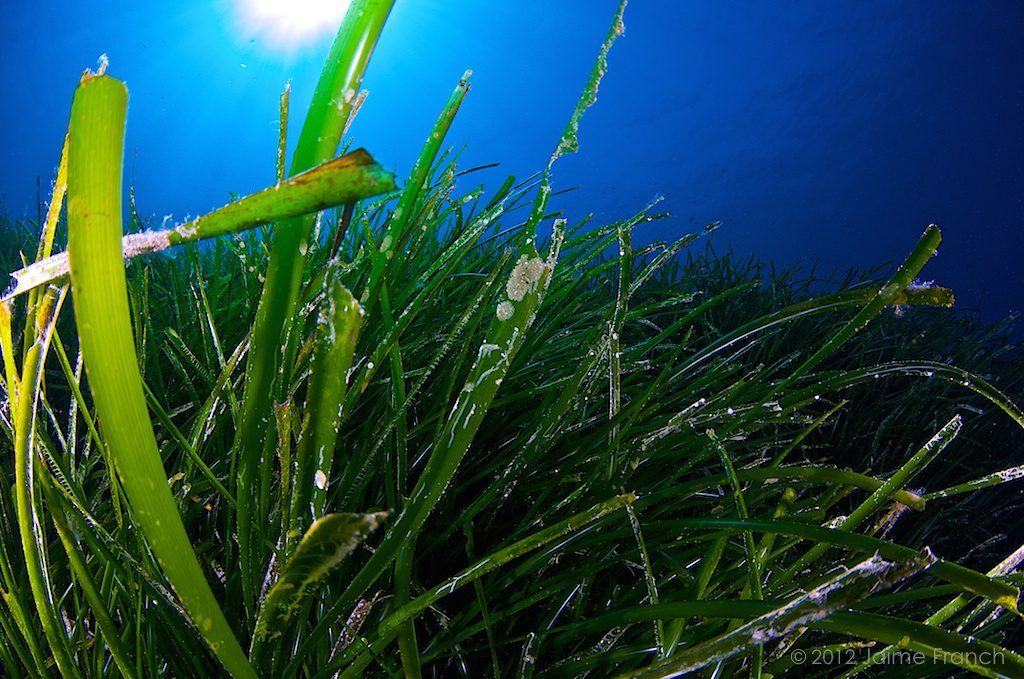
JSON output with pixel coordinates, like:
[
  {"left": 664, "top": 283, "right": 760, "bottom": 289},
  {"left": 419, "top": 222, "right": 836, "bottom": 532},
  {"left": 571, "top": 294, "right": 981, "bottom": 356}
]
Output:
[
  {"left": 678, "top": 517, "right": 1020, "bottom": 612},
  {"left": 253, "top": 512, "right": 388, "bottom": 645},
  {"left": 65, "top": 72, "right": 256, "bottom": 679},
  {"left": 4, "top": 148, "right": 396, "bottom": 302}
]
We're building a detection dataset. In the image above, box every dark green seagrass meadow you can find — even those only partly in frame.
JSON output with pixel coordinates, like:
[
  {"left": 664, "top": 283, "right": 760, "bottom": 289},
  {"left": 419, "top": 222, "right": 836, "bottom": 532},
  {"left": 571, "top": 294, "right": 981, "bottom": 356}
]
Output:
[{"left": 1, "top": 1, "right": 1023, "bottom": 676}]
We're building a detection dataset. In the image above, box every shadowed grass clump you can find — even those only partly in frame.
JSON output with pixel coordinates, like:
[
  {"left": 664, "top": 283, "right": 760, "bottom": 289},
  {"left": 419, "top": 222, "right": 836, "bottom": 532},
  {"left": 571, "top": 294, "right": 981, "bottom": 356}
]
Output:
[{"left": 1, "top": 1, "right": 1022, "bottom": 677}]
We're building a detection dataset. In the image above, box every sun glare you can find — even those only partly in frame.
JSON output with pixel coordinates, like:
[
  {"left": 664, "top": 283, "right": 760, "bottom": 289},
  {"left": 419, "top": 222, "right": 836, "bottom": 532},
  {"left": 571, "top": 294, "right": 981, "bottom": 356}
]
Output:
[{"left": 236, "top": 0, "right": 351, "bottom": 50}]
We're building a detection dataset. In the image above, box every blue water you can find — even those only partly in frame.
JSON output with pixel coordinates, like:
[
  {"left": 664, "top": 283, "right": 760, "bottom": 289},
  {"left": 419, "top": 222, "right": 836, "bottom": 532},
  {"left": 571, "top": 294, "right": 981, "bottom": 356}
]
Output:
[{"left": 2, "top": 1, "right": 1021, "bottom": 332}]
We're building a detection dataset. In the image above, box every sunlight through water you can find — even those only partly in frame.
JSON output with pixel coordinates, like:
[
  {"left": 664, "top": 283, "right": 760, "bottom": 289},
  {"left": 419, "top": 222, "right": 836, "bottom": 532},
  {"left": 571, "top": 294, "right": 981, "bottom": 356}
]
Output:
[{"left": 235, "top": 0, "right": 351, "bottom": 50}]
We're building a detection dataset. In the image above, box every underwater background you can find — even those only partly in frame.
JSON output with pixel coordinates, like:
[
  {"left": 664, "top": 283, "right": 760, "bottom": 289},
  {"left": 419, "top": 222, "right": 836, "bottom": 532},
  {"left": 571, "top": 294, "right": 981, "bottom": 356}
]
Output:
[{"left": 2, "top": 1, "right": 1022, "bottom": 335}]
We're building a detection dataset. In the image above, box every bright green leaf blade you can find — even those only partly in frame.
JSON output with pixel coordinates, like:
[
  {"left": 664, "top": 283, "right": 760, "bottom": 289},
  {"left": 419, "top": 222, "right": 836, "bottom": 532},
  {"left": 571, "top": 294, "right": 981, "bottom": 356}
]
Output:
[
  {"left": 4, "top": 149, "right": 395, "bottom": 302},
  {"left": 65, "top": 72, "right": 256, "bottom": 679}
]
